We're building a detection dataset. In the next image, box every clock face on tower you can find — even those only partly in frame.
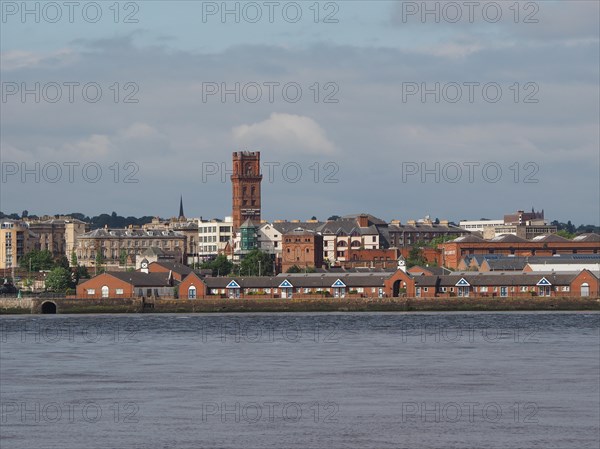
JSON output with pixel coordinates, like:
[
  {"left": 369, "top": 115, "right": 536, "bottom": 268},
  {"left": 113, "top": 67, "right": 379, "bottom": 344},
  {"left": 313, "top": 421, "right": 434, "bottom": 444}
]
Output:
[{"left": 141, "top": 262, "right": 148, "bottom": 268}]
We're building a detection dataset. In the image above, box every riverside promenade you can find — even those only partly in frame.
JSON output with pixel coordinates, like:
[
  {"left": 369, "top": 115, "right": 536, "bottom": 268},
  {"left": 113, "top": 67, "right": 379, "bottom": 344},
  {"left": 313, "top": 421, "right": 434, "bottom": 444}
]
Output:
[{"left": 1, "top": 296, "right": 599, "bottom": 314}]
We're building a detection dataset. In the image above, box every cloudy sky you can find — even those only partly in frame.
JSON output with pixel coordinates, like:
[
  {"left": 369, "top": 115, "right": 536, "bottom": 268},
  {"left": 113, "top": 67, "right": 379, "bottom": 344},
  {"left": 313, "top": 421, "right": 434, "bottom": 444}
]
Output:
[{"left": 1, "top": 1, "right": 598, "bottom": 224}]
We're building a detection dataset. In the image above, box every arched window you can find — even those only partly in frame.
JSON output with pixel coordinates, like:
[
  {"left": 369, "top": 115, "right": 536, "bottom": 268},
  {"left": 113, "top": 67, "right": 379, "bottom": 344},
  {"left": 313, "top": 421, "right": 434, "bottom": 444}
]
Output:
[
  {"left": 188, "top": 286, "right": 197, "bottom": 299},
  {"left": 101, "top": 285, "right": 109, "bottom": 298}
]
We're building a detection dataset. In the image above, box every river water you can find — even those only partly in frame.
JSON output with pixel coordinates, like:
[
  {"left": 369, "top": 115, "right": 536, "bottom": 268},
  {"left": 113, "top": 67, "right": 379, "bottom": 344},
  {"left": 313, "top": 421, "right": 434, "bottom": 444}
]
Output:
[{"left": 0, "top": 312, "right": 598, "bottom": 449}]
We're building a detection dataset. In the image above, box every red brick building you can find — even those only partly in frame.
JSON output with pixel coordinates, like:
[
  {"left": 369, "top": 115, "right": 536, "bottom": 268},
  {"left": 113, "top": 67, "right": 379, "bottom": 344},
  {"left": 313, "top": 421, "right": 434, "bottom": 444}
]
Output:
[
  {"left": 76, "top": 266, "right": 598, "bottom": 300},
  {"left": 231, "top": 151, "right": 262, "bottom": 230},
  {"left": 342, "top": 248, "right": 400, "bottom": 269},
  {"left": 409, "top": 270, "right": 598, "bottom": 298},
  {"left": 147, "top": 260, "right": 193, "bottom": 282},
  {"left": 178, "top": 272, "right": 208, "bottom": 299},
  {"left": 440, "top": 233, "right": 600, "bottom": 269},
  {"left": 281, "top": 229, "right": 324, "bottom": 272},
  {"left": 76, "top": 271, "right": 175, "bottom": 299}
]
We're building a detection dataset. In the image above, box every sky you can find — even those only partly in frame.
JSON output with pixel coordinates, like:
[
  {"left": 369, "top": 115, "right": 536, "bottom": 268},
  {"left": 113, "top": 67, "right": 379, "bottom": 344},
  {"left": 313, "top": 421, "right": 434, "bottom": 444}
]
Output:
[{"left": 1, "top": 0, "right": 599, "bottom": 225}]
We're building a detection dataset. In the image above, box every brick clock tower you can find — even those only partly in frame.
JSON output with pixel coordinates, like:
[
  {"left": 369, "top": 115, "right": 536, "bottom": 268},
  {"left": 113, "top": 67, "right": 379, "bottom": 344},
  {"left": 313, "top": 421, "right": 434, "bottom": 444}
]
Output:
[{"left": 231, "top": 151, "right": 262, "bottom": 230}]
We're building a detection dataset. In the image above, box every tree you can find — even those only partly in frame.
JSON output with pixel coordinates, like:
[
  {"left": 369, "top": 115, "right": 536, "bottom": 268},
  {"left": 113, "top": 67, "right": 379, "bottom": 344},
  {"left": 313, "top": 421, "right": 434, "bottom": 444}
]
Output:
[
  {"left": 427, "top": 235, "right": 456, "bottom": 248},
  {"left": 55, "top": 255, "right": 70, "bottom": 269},
  {"left": 327, "top": 215, "right": 340, "bottom": 221},
  {"left": 45, "top": 267, "right": 72, "bottom": 292},
  {"left": 556, "top": 229, "right": 575, "bottom": 239},
  {"left": 407, "top": 245, "right": 427, "bottom": 268},
  {"left": 76, "top": 265, "right": 89, "bottom": 279},
  {"left": 20, "top": 250, "right": 54, "bottom": 271},
  {"left": 119, "top": 249, "right": 128, "bottom": 266},
  {"left": 201, "top": 254, "right": 233, "bottom": 276},
  {"left": 240, "top": 250, "right": 273, "bottom": 276},
  {"left": 70, "top": 250, "right": 78, "bottom": 267},
  {"left": 310, "top": 216, "right": 317, "bottom": 220},
  {"left": 95, "top": 251, "right": 105, "bottom": 274}
]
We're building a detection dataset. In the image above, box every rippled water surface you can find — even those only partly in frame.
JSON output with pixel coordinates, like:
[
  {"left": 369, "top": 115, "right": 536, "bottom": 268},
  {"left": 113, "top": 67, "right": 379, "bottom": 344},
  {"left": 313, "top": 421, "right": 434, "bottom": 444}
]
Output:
[{"left": 1, "top": 312, "right": 599, "bottom": 449}]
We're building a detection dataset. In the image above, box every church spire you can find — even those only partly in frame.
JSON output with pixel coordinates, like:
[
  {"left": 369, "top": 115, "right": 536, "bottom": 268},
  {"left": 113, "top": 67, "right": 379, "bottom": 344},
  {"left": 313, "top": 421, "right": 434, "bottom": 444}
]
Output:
[{"left": 178, "top": 195, "right": 185, "bottom": 220}]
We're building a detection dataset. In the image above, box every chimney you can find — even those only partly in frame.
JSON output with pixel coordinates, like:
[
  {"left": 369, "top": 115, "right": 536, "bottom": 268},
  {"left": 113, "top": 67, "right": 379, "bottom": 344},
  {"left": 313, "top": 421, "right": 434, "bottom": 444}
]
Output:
[{"left": 357, "top": 214, "right": 369, "bottom": 228}]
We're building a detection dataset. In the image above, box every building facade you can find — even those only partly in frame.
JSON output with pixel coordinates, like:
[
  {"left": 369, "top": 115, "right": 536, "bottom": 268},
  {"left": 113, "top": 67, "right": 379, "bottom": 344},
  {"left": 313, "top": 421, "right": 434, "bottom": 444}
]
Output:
[
  {"left": 387, "top": 218, "right": 468, "bottom": 248},
  {"left": 0, "top": 220, "right": 38, "bottom": 269},
  {"left": 440, "top": 233, "right": 600, "bottom": 269},
  {"left": 231, "top": 151, "right": 262, "bottom": 230},
  {"left": 281, "top": 229, "right": 324, "bottom": 272},
  {"left": 26, "top": 217, "right": 88, "bottom": 261},
  {"left": 198, "top": 217, "right": 233, "bottom": 260},
  {"left": 75, "top": 228, "right": 187, "bottom": 269}
]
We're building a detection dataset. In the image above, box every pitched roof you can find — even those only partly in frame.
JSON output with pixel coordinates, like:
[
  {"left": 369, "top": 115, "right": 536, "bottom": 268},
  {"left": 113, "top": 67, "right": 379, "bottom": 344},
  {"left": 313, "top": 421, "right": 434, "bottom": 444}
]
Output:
[
  {"left": 572, "top": 233, "right": 600, "bottom": 243},
  {"left": 80, "top": 229, "right": 184, "bottom": 239},
  {"left": 489, "top": 234, "right": 528, "bottom": 243},
  {"left": 451, "top": 235, "right": 486, "bottom": 243},
  {"left": 150, "top": 261, "right": 193, "bottom": 276},
  {"left": 240, "top": 218, "right": 258, "bottom": 228},
  {"left": 483, "top": 258, "right": 529, "bottom": 271},
  {"left": 414, "top": 272, "right": 583, "bottom": 288},
  {"left": 270, "top": 221, "right": 324, "bottom": 234},
  {"left": 530, "top": 234, "right": 570, "bottom": 243},
  {"left": 106, "top": 271, "right": 173, "bottom": 287},
  {"left": 203, "top": 273, "right": 392, "bottom": 289},
  {"left": 317, "top": 219, "right": 379, "bottom": 236},
  {"left": 341, "top": 213, "right": 388, "bottom": 226}
]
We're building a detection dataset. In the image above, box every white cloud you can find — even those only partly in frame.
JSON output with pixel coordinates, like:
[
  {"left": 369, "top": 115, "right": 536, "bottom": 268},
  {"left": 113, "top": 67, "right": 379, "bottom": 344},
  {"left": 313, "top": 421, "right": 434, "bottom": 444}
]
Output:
[
  {"left": 59, "top": 134, "right": 114, "bottom": 159},
  {"left": 118, "top": 122, "right": 164, "bottom": 140},
  {"left": 0, "top": 49, "right": 75, "bottom": 71},
  {"left": 231, "top": 113, "right": 337, "bottom": 155},
  {"left": 411, "top": 42, "right": 484, "bottom": 59}
]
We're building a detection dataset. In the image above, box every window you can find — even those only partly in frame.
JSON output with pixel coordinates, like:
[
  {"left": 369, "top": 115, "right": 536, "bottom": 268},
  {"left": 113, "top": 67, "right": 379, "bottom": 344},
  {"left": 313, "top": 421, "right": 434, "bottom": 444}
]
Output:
[
  {"left": 87, "top": 289, "right": 95, "bottom": 295},
  {"left": 101, "top": 286, "right": 109, "bottom": 298},
  {"left": 116, "top": 289, "right": 124, "bottom": 295},
  {"left": 188, "top": 286, "right": 197, "bottom": 299}
]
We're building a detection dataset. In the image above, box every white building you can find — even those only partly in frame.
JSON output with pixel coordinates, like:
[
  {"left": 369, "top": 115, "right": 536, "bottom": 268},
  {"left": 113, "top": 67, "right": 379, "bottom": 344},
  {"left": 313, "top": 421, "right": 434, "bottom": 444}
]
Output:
[
  {"left": 459, "top": 220, "right": 504, "bottom": 233},
  {"left": 198, "top": 217, "right": 233, "bottom": 260}
]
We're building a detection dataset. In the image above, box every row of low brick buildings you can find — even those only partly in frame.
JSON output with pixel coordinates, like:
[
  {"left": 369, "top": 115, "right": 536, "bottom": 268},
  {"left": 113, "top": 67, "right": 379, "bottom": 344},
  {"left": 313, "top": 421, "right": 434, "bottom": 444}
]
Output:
[
  {"left": 76, "top": 259, "right": 599, "bottom": 300},
  {"left": 439, "top": 233, "right": 600, "bottom": 269}
]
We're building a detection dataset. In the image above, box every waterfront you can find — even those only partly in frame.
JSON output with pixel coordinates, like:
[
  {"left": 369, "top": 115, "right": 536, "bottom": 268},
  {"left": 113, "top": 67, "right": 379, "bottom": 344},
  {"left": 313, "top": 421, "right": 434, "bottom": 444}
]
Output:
[{"left": 1, "top": 312, "right": 598, "bottom": 448}]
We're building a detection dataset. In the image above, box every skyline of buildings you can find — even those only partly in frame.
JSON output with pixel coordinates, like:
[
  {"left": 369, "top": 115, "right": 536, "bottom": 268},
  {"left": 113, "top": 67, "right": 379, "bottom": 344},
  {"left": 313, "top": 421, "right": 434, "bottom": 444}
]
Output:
[{"left": 1, "top": 150, "right": 597, "bottom": 273}]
